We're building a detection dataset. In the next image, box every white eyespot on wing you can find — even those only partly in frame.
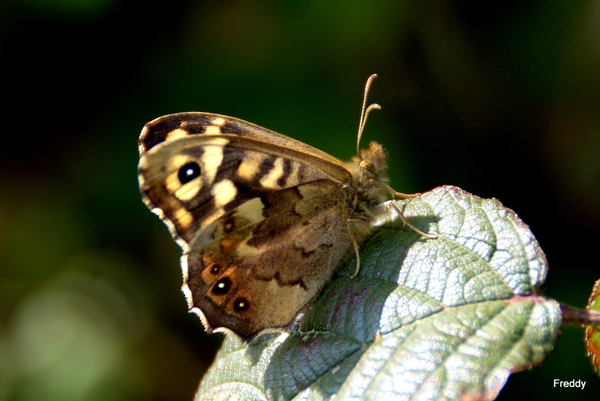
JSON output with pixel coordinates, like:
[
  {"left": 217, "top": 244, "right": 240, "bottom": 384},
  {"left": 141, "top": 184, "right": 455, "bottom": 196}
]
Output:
[
  {"left": 166, "top": 155, "right": 195, "bottom": 190},
  {"left": 164, "top": 155, "right": 203, "bottom": 201},
  {"left": 212, "top": 179, "right": 238, "bottom": 209},
  {"left": 260, "top": 157, "right": 285, "bottom": 189}
]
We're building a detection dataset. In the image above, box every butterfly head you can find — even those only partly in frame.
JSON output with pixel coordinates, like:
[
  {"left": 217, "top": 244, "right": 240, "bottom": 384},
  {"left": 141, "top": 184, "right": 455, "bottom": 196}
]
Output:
[{"left": 357, "top": 141, "right": 388, "bottom": 183}]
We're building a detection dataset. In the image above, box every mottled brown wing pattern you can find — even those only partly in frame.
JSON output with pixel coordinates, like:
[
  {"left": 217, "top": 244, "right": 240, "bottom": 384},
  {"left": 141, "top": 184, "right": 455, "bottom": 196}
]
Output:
[
  {"left": 185, "top": 181, "right": 353, "bottom": 338},
  {"left": 138, "top": 112, "right": 389, "bottom": 340}
]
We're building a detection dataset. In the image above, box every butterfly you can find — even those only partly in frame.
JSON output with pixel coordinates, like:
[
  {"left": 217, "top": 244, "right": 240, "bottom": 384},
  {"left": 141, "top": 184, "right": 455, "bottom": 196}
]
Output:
[{"left": 137, "top": 75, "right": 429, "bottom": 340}]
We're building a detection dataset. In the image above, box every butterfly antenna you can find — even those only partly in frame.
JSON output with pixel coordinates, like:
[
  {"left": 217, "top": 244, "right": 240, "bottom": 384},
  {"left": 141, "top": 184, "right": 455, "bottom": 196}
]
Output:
[{"left": 356, "top": 74, "right": 382, "bottom": 155}]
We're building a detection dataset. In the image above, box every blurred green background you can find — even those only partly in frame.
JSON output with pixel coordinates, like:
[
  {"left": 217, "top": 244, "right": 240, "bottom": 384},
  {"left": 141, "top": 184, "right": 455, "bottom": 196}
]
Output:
[{"left": 1, "top": 1, "right": 599, "bottom": 400}]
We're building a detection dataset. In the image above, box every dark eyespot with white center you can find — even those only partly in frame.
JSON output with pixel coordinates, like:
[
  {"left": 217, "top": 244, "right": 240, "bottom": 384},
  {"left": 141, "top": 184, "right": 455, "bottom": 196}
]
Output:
[
  {"left": 178, "top": 162, "right": 201, "bottom": 184},
  {"left": 223, "top": 219, "right": 235, "bottom": 233},
  {"left": 234, "top": 298, "right": 250, "bottom": 313},
  {"left": 210, "top": 264, "right": 221, "bottom": 275},
  {"left": 212, "top": 277, "right": 231, "bottom": 295}
]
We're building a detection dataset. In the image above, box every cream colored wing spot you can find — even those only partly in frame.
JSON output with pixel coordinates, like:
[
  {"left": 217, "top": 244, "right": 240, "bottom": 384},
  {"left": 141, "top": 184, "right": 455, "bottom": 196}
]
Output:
[
  {"left": 211, "top": 117, "right": 226, "bottom": 126},
  {"left": 230, "top": 200, "right": 265, "bottom": 259},
  {"left": 236, "top": 197, "right": 265, "bottom": 225},
  {"left": 286, "top": 160, "right": 302, "bottom": 187},
  {"left": 203, "top": 117, "right": 226, "bottom": 134},
  {"left": 201, "top": 207, "right": 226, "bottom": 229},
  {"left": 260, "top": 157, "right": 285, "bottom": 189},
  {"left": 200, "top": 138, "right": 229, "bottom": 184},
  {"left": 234, "top": 237, "right": 258, "bottom": 258},
  {"left": 173, "top": 207, "right": 193, "bottom": 229},
  {"left": 212, "top": 179, "right": 238, "bottom": 209},
  {"left": 165, "top": 128, "right": 189, "bottom": 141},
  {"left": 238, "top": 152, "right": 262, "bottom": 181},
  {"left": 204, "top": 125, "right": 221, "bottom": 134},
  {"left": 296, "top": 183, "right": 321, "bottom": 199},
  {"left": 175, "top": 180, "right": 202, "bottom": 201},
  {"left": 138, "top": 155, "right": 149, "bottom": 170}
]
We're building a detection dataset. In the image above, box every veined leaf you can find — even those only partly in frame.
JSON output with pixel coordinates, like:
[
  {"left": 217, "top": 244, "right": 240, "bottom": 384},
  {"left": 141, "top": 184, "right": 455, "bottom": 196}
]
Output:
[{"left": 196, "top": 186, "right": 561, "bottom": 401}]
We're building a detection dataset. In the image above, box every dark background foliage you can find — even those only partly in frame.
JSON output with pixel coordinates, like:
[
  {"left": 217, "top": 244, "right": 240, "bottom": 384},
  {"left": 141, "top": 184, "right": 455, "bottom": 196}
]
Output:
[{"left": 1, "top": 1, "right": 598, "bottom": 399}]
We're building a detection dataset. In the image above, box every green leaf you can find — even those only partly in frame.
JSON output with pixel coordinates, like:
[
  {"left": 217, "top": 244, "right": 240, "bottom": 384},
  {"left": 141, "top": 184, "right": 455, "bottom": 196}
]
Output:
[{"left": 196, "top": 186, "right": 561, "bottom": 400}]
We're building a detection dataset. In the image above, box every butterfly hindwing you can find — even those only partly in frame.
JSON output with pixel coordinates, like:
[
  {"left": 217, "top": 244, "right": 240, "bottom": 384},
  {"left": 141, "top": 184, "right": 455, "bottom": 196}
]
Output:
[{"left": 185, "top": 180, "right": 353, "bottom": 338}]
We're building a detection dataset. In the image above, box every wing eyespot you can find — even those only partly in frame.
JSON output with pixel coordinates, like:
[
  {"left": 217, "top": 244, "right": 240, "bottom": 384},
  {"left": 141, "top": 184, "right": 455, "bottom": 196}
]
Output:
[
  {"left": 211, "top": 277, "right": 231, "bottom": 295},
  {"left": 233, "top": 298, "right": 250, "bottom": 313},
  {"left": 178, "top": 162, "right": 201, "bottom": 184},
  {"left": 223, "top": 219, "right": 235, "bottom": 233},
  {"left": 209, "top": 264, "right": 221, "bottom": 274}
]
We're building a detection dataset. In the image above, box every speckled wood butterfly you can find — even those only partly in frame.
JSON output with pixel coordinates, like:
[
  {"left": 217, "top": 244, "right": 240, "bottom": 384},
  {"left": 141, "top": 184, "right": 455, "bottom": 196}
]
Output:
[{"left": 137, "top": 75, "right": 428, "bottom": 340}]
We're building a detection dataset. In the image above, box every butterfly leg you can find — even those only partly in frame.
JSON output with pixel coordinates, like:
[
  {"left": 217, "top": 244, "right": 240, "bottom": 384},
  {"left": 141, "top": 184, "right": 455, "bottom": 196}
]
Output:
[
  {"left": 384, "top": 185, "right": 437, "bottom": 238},
  {"left": 346, "top": 221, "right": 361, "bottom": 278},
  {"left": 385, "top": 184, "right": 421, "bottom": 199},
  {"left": 389, "top": 200, "right": 437, "bottom": 239}
]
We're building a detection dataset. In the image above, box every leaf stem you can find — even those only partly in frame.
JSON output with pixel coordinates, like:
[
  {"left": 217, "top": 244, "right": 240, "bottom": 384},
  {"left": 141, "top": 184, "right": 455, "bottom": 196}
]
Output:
[{"left": 560, "top": 303, "right": 600, "bottom": 325}]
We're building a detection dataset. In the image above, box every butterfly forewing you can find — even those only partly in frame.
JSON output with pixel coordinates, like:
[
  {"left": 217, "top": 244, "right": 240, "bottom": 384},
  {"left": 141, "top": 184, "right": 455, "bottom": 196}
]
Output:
[{"left": 140, "top": 112, "right": 346, "bottom": 169}]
